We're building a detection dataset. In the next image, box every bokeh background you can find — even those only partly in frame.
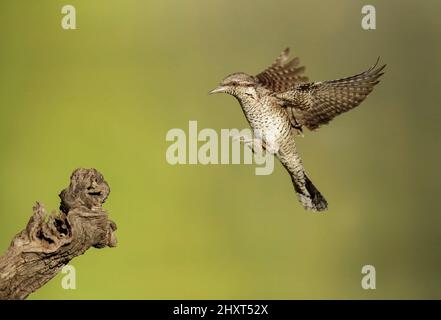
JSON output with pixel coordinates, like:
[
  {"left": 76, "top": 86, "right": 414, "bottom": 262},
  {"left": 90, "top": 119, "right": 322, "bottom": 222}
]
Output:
[{"left": 0, "top": 0, "right": 440, "bottom": 299}]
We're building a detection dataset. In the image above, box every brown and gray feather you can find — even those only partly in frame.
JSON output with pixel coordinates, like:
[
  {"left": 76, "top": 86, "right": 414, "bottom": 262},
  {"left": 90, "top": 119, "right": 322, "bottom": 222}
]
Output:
[
  {"left": 255, "top": 48, "right": 309, "bottom": 92},
  {"left": 274, "top": 59, "right": 385, "bottom": 130}
]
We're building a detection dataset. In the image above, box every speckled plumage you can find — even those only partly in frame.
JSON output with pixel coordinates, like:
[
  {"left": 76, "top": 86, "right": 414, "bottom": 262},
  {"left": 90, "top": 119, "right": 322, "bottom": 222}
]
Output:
[{"left": 210, "top": 48, "right": 385, "bottom": 212}]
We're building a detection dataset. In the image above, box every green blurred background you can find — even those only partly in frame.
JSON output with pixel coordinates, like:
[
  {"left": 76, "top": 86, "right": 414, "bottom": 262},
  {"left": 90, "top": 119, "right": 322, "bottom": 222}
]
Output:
[{"left": 0, "top": 0, "right": 440, "bottom": 299}]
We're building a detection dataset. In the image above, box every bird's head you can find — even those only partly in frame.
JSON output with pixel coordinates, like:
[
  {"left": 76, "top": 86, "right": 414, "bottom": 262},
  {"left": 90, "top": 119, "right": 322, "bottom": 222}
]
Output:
[{"left": 209, "top": 72, "right": 257, "bottom": 99}]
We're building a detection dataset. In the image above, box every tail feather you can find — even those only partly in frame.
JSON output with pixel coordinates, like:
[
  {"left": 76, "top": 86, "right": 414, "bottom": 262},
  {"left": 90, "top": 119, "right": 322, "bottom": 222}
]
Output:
[{"left": 292, "top": 175, "right": 328, "bottom": 212}]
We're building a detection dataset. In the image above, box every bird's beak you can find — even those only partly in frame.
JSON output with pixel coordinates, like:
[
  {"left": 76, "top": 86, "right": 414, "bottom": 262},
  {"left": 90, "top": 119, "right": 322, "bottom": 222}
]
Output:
[{"left": 209, "top": 86, "right": 227, "bottom": 94}]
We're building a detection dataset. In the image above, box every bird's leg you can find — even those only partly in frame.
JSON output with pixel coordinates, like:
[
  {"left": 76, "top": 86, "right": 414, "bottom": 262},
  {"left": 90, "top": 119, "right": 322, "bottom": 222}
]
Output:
[{"left": 233, "top": 135, "right": 267, "bottom": 155}]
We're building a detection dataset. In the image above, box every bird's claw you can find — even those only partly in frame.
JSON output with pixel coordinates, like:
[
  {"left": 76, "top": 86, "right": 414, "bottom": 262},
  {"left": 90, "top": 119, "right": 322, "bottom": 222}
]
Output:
[{"left": 233, "top": 135, "right": 266, "bottom": 155}]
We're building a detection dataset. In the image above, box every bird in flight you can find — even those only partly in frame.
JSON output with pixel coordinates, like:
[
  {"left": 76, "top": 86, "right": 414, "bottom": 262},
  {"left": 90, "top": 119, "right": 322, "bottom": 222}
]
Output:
[{"left": 209, "top": 48, "right": 385, "bottom": 212}]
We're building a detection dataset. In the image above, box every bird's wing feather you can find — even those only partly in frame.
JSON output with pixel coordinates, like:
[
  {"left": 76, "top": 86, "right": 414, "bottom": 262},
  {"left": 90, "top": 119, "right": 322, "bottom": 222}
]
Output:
[
  {"left": 255, "top": 48, "right": 309, "bottom": 92},
  {"left": 276, "top": 60, "right": 385, "bottom": 131}
]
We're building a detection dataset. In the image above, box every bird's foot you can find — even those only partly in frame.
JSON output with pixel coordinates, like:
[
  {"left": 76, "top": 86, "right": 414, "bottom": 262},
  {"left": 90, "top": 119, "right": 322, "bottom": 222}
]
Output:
[{"left": 233, "top": 135, "right": 267, "bottom": 155}]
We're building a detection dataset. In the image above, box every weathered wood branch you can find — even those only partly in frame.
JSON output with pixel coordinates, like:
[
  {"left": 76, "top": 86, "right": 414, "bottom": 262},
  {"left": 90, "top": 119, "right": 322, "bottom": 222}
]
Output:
[{"left": 0, "top": 168, "right": 117, "bottom": 300}]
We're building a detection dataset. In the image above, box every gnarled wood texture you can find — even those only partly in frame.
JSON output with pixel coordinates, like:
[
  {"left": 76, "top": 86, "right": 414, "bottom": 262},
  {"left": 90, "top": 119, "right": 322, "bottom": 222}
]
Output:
[{"left": 0, "top": 168, "right": 117, "bottom": 300}]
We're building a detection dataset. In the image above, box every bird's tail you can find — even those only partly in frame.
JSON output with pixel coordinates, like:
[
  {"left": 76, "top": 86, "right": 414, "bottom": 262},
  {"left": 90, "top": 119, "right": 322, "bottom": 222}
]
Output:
[{"left": 291, "top": 174, "right": 328, "bottom": 212}]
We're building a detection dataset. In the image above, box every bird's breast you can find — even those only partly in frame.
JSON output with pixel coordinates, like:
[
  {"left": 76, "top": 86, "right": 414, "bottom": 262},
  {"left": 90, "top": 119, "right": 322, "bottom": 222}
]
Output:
[{"left": 240, "top": 98, "right": 292, "bottom": 149}]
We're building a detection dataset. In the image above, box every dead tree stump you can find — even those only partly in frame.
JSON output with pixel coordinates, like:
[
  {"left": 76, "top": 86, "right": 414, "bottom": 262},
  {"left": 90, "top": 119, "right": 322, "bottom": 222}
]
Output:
[{"left": 0, "top": 168, "right": 117, "bottom": 299}]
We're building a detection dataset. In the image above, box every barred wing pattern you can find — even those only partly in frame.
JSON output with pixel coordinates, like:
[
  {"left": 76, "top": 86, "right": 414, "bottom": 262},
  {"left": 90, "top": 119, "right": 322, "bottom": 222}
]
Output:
[
  {"left": 276, "top": 61, "right": 385, "bottom": 130},
  {"left": 255, "top": 48, "right": 309, "bottom": 92}
]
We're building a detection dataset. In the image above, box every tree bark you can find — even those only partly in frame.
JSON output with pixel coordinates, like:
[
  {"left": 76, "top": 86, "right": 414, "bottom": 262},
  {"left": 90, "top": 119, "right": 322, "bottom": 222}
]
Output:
[{"left": 0, "top": 168, "right": 117, "bottom": 300}]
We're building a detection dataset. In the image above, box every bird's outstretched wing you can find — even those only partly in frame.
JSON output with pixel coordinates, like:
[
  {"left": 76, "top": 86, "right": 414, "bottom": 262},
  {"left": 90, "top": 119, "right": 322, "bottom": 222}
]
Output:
[
  {"left": 255, "top": 48, "right": 309, "bottom": 92},
  {"left": 276, "top": 60, "right": 386, "bottom": 131}
]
